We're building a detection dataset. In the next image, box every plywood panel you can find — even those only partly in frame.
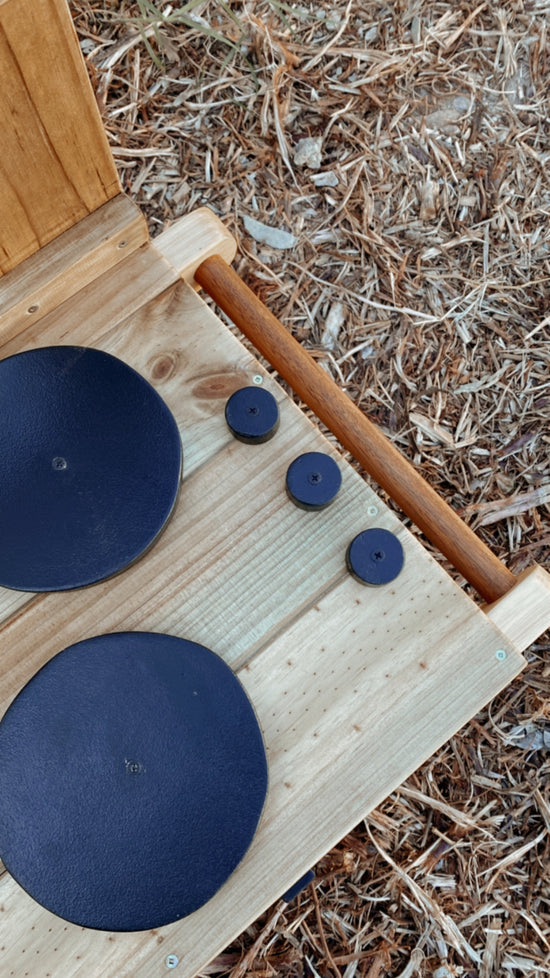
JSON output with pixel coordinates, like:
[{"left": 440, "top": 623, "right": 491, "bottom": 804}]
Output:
[{"left": 0, "top": 0, "right": 120, "bottom": 274}]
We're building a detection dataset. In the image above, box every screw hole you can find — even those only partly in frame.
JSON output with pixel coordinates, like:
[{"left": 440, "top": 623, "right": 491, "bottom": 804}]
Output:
[{"left": 27, "top": 304, "right": 39, "bottom": 314}]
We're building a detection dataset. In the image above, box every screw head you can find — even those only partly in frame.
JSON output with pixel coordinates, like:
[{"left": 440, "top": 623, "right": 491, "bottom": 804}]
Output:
[
  {"left": 367, "top": 505, "right": 378, "bottom": 516},
  {"left": 495, "top": 649, "right": 507, "bottom": 661},
  {"left": 166, "top": 954, "right": 179, "bottom": 969},
  {"left": 252, "top": 374, "right": 263, "bottom": 385},
  {"left": 52, "top": 456, "right": 68, "bottom": 471}
]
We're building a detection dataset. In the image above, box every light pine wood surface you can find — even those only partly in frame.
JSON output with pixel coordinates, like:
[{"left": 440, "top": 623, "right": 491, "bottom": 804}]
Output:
[
  {"left": 0, "top": 269, "right": 527, "bottom": 978},
  {"left": 0, "top": 196, "right": 147, "bottom": 345},
  {"left": 154, "top": 206, "right": 238, "bottom": 285},
  {"left": 0, "top": 0, "right": 542, "bottom": 966},
  {"left": 0, "top": 0, "right": 120, "bottom": 274},
  {"left": 485, "top": 564, "right": 550, "bottom": 652}
]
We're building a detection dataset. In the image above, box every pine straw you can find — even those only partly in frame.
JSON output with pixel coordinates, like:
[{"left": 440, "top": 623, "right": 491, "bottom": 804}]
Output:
[{"left": 71, "top": 2, "right": 549, "bottom": 975}]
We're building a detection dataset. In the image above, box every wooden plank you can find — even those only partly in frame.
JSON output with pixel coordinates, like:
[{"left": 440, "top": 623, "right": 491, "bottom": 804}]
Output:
[
  {"left": 0, "top": 277, "right": 529, "bottom": 977},
  {"left": 0, "top": 243, "right": 177, "bottom": 361},
  {"left": 154, "top": 207, "right": 237, "bottom": 285},
  {"left": 0, "top": 0, "right": 120, "bottom": 274},
  {"left": 0, "top": 282, "right": 379, "bottom": 678},
  {"left": 0, "top": 196, "right": 147, "bottom": 346},
  {"left": 484, "top": 565, "right": 550, "bottom": 651},
  {"left": 0, "top": 402, "right": 384, "bottom": 706},
  {"left": 0, "top": 516, "right": 524, "bottom": 977}
]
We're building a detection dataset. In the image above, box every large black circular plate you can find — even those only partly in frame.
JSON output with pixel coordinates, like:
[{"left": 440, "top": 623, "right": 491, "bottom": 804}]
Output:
[
  {"left": 0, "top": 632, "right": 268, "bottom": 931},
  {"left": 0, "top": 346, "right": 182, "bottom": 591}
]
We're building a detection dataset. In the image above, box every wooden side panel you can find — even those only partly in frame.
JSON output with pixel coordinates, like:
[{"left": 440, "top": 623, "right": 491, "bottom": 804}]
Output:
[{"left": 0, "top": 0, "right": 120, "bottom": 274}]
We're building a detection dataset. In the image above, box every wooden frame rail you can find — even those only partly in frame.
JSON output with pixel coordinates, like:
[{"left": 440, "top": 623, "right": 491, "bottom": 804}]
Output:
[{"left": 195, "top": 254, "right": 517, "bottom": 604}]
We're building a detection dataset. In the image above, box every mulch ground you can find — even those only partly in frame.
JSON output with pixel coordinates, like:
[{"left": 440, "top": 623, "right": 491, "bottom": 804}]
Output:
[{"left": 71, "top": 2, "right": 549, "bottom": 975}]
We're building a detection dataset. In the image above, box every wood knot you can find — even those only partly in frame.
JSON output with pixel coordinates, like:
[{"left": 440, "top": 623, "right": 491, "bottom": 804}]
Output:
[
  {"left": 149, "top": 352, "right": 179, "bottom": 382},
  {"left": 192, "top": 370, "right": 250, "bottom": 400}
]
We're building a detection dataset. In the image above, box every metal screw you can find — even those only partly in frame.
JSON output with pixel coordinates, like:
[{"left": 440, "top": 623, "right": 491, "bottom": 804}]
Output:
[
  {"left": 52, "top": 457, "right": 68, "bottom": 471},
  {"left": 495, "top": 649, "right": 507, "bottom": 662},
  {"left": 166, "top": 954, "right": 179, "bottom": 969},
  {"left": 252, "top": 374, "right": 263, "bottom": 385},
  {"left": 372, "top": 550, "right": 385, "bottom": 562},
  {"left": 367, "top": 505, "right": 378, "bottom": 516}
]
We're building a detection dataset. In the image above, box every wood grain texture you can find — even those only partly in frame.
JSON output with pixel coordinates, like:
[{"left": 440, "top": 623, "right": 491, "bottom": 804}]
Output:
[
  {"left": 0, "top": 276, "right": 528, "bottom": 978},
  {"left": 0, "top": 0, "right": 120, "bottom": 274},
  {"left": 154, "top": 206, "right": 237, "bottom": 284},
  {"left": 195, "top": 255, "right": 517, "bottom": 604},
  {"left": 0, "top": 195, "right": 147, "bottom": 345},
  {"left": 0, "top": 243, "right": 178, "bottom": 361},
  {"left": 485, "top": 565, "right": 550, "bottom": 651}
]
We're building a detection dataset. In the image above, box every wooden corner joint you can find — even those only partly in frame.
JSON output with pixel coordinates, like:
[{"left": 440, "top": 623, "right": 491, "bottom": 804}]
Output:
[
  {"left": 483, "top": 564, "right": 550, "bottom": 652},
  {"left": 153, "top": 207, "right": 237, "bottom": 287}
]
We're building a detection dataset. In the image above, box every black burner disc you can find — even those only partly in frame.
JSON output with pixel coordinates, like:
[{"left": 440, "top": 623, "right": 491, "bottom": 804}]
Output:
[
  {"left": 225, "top": 386, "right": 280, "bottom": 443},
  {"left": 285, "top": 451, "right": 342, "bottom": 510},
  {"left": 0, "top": 632, "right": 268, "bottom": 931},
  {"left": 0, "top": 346, "right": 182, "bottom": 591}
]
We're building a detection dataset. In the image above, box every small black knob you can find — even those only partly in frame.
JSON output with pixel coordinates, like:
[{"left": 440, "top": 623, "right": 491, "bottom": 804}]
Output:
[
  {"left": 225, "top": 386, "right": 279, "bottom": 444},
  {"left": 346, "top": 528, "right": 404, "bottom": 585},
  {"left": 286, "top": 452, "right": 342, "bottom": 510}
]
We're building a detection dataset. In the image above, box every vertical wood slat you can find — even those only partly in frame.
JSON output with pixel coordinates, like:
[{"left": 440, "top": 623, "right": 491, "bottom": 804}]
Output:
[{"left": 0, "top": 0, "right": 120, "bottom": 275}]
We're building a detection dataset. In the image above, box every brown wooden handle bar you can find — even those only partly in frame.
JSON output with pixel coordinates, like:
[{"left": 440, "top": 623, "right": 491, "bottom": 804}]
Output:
[{"left": 195, "top": 254, "right": 516, "bottom": 604}]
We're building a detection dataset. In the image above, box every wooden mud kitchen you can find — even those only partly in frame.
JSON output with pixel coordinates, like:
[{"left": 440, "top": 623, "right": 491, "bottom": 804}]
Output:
[{"left": 0, "top": 1, "right": 548, "bottom": 976}]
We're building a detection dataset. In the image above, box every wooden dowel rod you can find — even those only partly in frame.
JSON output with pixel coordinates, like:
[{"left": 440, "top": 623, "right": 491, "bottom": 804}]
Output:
[{"left": 195, "top": 255, "right": 516, "bottom": 604}]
